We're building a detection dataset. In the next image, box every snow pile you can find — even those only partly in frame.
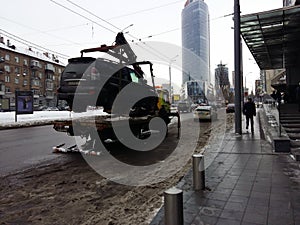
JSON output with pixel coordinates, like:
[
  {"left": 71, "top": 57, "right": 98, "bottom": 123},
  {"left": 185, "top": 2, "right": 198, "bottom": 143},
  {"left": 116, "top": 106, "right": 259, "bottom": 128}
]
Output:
[{"left": 0, "top": 109, "right": 108, "bottom": 129}]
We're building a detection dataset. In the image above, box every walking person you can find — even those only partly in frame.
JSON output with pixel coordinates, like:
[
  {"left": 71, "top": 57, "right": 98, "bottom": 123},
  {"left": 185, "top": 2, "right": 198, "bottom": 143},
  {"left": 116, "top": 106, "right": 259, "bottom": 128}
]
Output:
[{"left": 243, "top": 97, "right": 256, "bottom": 133}]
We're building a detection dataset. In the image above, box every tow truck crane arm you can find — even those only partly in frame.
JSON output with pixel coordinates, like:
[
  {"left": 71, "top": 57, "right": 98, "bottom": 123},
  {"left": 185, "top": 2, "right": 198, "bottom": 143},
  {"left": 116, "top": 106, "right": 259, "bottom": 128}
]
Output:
[{"left": 80, "top": 32, "right": 137, "bottom": 63}]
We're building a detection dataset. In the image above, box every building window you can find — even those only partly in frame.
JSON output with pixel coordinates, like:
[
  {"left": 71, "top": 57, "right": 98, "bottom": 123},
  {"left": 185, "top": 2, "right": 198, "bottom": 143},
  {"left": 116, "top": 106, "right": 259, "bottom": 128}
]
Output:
[
  {"left": 15, "top": 56, "right": 19, "bottom": 63},
  {"left": 15, "top": 77, "right": 19, "bottom": 84},
  {"left": 5, "top": 75, "right": 10, "bottom": 83},
  {"left": 5, "top": 54, "right": 10, "bottom": 61},
  {"left": 4, "top": 65, "right": 10, "bottom": 73},
  {"left": 23, "top": 69, "right": 27, "bottom": 76},
  {"left": 46, "top": 73, "right": 53, "bottom": 80},
  {"left": 58, "top": 68, "right": 62, "bottom": 73},
  {"left": 23, "top": 80, "right": 28, "bottom": 86},
  {"left": 32, "top": 79, "right": 40, "bottom": 86},
  {"left": 24, "top": 59, "right": 28, "bottom": 66},
  {"left": 31, "top": 60, "right": 41, "bottom": 68},
  {"left": 0, "top": 84, "right": 4, "bottom": 92},
  {"left": 5, "top": 87, "right": 10, "bottom": 93},
  {"left": 15, "top": 67, "right": 20, "bottom": 74},
  {"left": 39, "top": 72, "right": 43, "bottom": 79},
  {"left": 46, "top": 81, "right": 54, "bottom": 90}
]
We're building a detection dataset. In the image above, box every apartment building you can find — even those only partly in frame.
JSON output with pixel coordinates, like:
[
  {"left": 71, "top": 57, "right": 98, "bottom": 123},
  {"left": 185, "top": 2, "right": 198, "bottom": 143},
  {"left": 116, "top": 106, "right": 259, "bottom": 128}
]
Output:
[{"left": 0, "top": 37, "right": 65, "bottom": 110}]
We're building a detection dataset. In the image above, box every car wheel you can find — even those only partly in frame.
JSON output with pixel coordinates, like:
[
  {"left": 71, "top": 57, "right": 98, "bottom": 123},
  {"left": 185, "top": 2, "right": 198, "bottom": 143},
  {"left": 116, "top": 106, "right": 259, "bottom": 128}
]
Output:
[{"left": 72, "top": 104, "right": 87, "bottom": 112}]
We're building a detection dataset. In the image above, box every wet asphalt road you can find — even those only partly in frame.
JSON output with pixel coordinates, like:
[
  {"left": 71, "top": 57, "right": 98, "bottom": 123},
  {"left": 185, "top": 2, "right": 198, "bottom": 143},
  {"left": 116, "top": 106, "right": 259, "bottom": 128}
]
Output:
[
  {"left": 0, "top": 125, "right": 76, "bottom": 176},
  {"left": 0, "top": 112, "right": 207, "bottom": 176}
]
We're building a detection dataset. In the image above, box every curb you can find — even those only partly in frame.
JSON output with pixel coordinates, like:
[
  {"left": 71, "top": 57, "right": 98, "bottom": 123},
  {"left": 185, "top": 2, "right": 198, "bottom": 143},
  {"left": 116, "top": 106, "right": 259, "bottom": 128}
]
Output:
[{"left": 0, "top": 120, "right": 55, "bottom": 130}]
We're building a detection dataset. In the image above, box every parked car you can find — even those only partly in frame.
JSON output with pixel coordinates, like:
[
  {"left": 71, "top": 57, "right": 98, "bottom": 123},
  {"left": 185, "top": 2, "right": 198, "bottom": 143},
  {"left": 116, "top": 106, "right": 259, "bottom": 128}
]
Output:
[
  {"left": 256, "top": 101, "right": 263, "bottom": 108},
  {"left": 226, "top": 103, "right": 235, "bottom": 113},
  {"left": 43, "top": 107, "right": 59, "bottom": 111},
  {"left": 170, "top": 103, "right": 178, "bottom": 113},
  {"left": 190, "top": 103, "right": 199, "bottom": 111},
  {"left": 193, "top": 105, "right": 217, "bottom": 121},
  {"left": 36, "top": 105, "right": 47, "bottom": 111},
  {"left": 177, "top": 101, "right": 191, "bottom": 113}
]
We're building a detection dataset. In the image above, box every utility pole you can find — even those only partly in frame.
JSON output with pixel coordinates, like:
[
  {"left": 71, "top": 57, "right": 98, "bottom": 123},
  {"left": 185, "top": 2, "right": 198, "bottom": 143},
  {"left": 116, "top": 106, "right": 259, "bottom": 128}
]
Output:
[
  {"left": 234, "top": 0, "right": 242, "bottom": 134},
  {"left": 169, "top": 55, "right": 178, "bottom": 104}
]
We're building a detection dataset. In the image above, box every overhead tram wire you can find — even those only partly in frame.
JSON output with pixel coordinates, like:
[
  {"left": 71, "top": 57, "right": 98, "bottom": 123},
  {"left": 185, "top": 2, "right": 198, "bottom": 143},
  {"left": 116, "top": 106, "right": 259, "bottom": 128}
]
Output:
[
  {"left": 142, "top": 28, "right": 180, "bottom": 40},
  {"left": 22, "top": 23, "right": 90, "bottom": 36},
  {"left": 68, "top": 0, "right": 175, "bottom": 62},
  {"left": 51, "top": 0, "right": 172, "bottom": 62},
  {"left": 50, "top": 0, "right": 117, "bottom": 34},
  {"left": 108, "top": 0, "right": 183, "bottom": 20},
  {"left": 64, "top": 0, "right": 121, "bottom": 32},
  {"left": 0, "top": 29, "right": 70, "bottom": 59},
  {"left": 140, "top": 11, "right": 234, "bottom": 41},
  {"left": 60, "top": 0, "right": 141, "bottom": 43},
  {"left": 0, "top": 16, "right": 87, "bottom": 49},
  {"left": 50, "top": 1, "right": 233, "bottom": 63},
  {"left": 139, "top": 12, "right": 235, "bottom": 63}
]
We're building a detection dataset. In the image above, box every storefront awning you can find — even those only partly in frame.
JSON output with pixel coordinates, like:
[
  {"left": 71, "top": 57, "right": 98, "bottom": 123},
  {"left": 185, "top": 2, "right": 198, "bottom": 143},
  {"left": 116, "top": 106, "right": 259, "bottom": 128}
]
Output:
[{"left": 240, "top": 5, "right": 300, "bottom": 70}]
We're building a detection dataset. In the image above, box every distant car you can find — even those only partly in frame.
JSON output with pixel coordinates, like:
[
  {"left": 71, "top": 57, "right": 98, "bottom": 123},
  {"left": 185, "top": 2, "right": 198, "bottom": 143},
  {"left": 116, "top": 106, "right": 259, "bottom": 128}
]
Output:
[
  {"left": 193, "top": 105, "right": 217, "bottom": 121},
  {"left": 170, "top": 103, "right": 178, "bottom": 113},
  {"left": 177, "top": 101, "right": 191, "bottom": 113},
  {"left": 43, "top": 107, "right": 59, "bottom": 111},
  {"left": 57, "top": 105, "right": 70, "bottom": 111},
  {"left": 36, "top": 105, "right": 47, "bottom": 111},
  {"left": 256, "top": 101, "right": 263, "bottom": 108},
  {"left": 226, "top": 103, "right": 235, "bottom": 113}
]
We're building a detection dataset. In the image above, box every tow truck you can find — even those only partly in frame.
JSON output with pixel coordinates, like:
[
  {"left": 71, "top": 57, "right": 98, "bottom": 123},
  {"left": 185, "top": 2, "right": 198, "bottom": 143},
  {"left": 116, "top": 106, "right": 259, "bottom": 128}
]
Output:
[{"left": 53, "top": 33, "right": 180, "bottom": 154}]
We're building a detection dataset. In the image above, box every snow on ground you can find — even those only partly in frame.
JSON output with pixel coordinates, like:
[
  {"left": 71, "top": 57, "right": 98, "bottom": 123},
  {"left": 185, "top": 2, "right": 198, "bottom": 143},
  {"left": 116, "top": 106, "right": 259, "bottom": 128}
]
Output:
[{"left": 0, "top": 109, "right": 108, "bottom": 128}]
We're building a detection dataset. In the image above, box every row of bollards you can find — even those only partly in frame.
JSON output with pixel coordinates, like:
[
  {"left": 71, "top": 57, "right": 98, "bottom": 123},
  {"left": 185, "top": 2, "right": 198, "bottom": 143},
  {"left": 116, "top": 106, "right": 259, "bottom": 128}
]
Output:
[{"left": 164, "top": 154, "right": 205, "bottom": 225}]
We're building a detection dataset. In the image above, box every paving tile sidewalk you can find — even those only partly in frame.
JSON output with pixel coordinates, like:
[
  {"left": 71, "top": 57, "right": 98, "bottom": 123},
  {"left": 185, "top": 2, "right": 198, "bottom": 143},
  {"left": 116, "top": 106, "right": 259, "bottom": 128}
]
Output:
[{"left": 151, "top": 112, "right": 300, "bottom": 225}]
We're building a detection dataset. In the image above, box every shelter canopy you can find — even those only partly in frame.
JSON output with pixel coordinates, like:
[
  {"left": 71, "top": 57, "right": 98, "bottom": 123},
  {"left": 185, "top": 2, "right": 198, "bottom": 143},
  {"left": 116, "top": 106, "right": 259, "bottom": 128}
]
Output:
[{"left": 240, "top": 5, "right": 300, "bottom": 70}]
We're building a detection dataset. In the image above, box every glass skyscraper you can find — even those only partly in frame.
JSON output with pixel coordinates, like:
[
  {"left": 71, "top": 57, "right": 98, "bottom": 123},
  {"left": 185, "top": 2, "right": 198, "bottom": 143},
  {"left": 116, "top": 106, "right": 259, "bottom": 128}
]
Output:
[{"left": 181, "top": 0, "right": 210, "bottom": 85}]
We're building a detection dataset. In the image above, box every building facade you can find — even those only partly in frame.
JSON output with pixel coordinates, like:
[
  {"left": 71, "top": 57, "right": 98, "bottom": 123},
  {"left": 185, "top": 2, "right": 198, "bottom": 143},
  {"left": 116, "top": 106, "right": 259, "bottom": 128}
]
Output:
[
  {"left": 215, "top": 63, "right": 230, "bottom": 87},
  {"left": 181, "top": 0, "right": 210, "bottom": 85},
  {"left": 215, "top": 63, "right": 231, "bottom": 102},
  {"left": 0, "top": 37, "right": 65, "bottom": 110}
]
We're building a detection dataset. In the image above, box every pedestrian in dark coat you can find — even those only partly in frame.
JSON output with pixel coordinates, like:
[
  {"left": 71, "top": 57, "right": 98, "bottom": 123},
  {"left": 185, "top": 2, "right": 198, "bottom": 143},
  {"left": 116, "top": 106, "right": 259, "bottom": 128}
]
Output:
[{"left": 243, "top": 97, "right": 256, "bottom": 133}]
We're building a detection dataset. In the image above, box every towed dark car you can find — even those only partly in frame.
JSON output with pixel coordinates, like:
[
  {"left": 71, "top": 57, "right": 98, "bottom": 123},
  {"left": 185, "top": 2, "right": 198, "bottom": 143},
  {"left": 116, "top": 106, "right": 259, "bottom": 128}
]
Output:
[
  {"left": 57, "top": 57, "right": 158, "bottom": 115},
  {"left": 57, "top": 57, "right": 95, "bottom": 111}
]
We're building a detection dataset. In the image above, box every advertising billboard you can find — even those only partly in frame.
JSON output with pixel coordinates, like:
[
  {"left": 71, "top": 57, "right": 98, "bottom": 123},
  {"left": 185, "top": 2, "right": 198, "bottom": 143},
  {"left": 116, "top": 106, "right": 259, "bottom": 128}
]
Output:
[{"left": 15, "top": 91, "right": 33, "bottom": 114}]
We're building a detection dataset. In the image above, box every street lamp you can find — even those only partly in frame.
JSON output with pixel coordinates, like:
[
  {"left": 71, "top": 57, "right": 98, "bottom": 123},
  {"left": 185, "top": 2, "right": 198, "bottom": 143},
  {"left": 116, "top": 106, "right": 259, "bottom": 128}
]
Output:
[
  {"left": 244, "top": 72, "right": 252, "bottom": 90},
  {"left": 121, "top": 24, "right": 133, "bottom": 32},
  {"left": 169, "top": 55, "right": 179, "bottom": 103}
]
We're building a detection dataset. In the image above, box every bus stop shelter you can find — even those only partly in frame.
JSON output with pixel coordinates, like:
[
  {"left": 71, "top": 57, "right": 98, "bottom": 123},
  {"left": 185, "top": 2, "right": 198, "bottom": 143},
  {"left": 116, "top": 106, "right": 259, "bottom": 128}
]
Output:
[{"left": 240, "top": 5, "right": 300, "bottom": 71}]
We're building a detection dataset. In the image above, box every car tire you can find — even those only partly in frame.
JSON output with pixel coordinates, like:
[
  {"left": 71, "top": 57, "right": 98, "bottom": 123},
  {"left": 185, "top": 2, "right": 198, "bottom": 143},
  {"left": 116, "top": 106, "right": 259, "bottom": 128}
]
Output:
[{"left": 72, "top": 104, "right": 87, "bottom": 112}]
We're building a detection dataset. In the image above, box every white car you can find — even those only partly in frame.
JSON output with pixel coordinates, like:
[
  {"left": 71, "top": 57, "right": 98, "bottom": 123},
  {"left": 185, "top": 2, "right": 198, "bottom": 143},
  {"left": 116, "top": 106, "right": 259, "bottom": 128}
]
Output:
[
  {"left": 193, "top": 105, "right": 217, "bottom": 121},
  {"left": 170, "top": 104, "right": 178, "bottom": 113}
]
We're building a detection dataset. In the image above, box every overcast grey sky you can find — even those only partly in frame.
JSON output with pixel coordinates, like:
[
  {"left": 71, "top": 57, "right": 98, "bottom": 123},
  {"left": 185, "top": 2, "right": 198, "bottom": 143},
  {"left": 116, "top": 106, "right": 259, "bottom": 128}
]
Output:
[{"left": 0, "top": 0, "right": 282, "bottom": 90}]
